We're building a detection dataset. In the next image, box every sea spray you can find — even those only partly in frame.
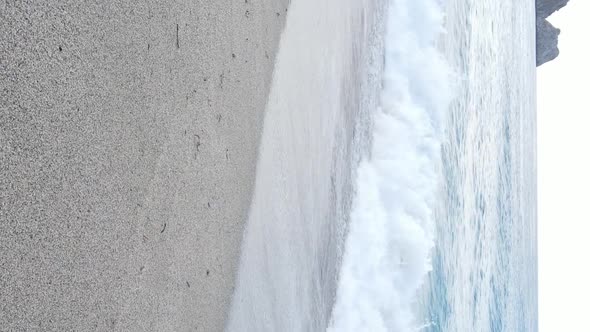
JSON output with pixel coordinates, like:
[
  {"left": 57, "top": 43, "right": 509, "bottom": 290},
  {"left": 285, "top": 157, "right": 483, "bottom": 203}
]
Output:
[{"left": 328, "top": 0, "right": 454, "bottom": 330}]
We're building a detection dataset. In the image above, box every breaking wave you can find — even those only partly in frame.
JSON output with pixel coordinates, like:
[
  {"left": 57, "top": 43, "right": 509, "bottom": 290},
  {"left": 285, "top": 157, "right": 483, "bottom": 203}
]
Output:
[{"left": 328, "top": 0, "right": 454, "bottom": 330}]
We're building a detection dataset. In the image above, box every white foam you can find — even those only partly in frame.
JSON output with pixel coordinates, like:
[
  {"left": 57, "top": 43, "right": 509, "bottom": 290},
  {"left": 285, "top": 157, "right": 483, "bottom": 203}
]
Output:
[{"left": 328, "top": 0, "right": 454, "bottom": 331}]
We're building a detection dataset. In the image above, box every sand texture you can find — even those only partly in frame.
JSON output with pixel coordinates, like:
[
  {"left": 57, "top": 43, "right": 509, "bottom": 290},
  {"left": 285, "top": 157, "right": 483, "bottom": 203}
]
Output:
[{"left": 0, "top": 1, "right": 289, "bottom": 330}]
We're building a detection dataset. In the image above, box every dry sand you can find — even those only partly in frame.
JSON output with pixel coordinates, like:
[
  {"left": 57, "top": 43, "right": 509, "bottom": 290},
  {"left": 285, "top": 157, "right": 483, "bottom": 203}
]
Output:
[{"left": 0, "top": 1, "right": 289, "bottom": 330}]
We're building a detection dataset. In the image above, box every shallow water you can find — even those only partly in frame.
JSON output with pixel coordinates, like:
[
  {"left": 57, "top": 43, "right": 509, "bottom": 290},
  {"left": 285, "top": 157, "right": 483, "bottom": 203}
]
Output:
[{"left": 227, "top": 0, "right": 385, "bottom": 330}]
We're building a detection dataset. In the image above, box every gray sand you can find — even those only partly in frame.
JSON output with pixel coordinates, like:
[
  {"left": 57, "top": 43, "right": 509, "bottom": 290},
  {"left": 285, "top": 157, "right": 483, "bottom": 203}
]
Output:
[{"left": 0, "top": 1, "right": 288, "bottom": 330}]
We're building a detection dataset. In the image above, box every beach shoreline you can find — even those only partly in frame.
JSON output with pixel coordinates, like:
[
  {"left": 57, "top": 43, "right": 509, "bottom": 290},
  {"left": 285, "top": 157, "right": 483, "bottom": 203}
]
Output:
[{"left": 0, "top": 1, "right": 288, "bottom": 330}]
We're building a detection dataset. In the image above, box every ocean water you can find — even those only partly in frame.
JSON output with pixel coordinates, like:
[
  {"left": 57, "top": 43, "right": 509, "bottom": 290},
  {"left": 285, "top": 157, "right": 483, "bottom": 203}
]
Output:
[
  {"left": 419, "top": 0, "right": 538, "bottom": 331},
  {"left": 227, "top": 0, "right": 537, "bottom": 331}
]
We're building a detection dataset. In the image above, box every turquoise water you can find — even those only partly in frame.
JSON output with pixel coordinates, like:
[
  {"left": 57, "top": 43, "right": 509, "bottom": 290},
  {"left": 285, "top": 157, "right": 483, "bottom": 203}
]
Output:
[{"left": 419, "top": 0, "right": 538, "bottom": 331}]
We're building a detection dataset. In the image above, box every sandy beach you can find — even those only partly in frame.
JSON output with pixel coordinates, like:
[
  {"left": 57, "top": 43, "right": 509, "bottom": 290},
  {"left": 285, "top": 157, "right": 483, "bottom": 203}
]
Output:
[{"left": 1, "top": 1, "right": 288, "bottom": 330}]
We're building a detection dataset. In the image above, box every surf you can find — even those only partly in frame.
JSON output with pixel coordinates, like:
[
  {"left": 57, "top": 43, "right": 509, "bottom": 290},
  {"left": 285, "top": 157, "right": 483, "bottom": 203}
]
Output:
[{"left": 328, "top": 0, "right": 453, "bottom": 330}]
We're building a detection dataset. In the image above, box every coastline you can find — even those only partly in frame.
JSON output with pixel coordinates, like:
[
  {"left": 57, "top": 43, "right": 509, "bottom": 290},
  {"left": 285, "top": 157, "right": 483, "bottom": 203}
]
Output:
[
  {"left": 0, "top": 1, "right": 288, "bottom": 331},
  {"left": 226, "top": 0, "right": 387, "bottom": 330}
]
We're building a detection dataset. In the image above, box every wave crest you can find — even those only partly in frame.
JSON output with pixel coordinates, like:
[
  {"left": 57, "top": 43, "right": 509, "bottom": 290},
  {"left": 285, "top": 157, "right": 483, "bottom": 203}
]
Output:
[{"left": 328, "top": 0, "right": 454, "bottom": 331}]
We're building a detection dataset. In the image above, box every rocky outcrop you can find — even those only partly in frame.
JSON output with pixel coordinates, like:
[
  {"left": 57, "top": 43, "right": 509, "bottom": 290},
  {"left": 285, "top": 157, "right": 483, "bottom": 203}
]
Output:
[
  {"left": 536, "top": 19, "right": 560, "bottom": 66},
  {"left": 536, "top": 0, "right": 569, "bottom": 66},
  {"left": 537, "top": 0, "right": 569, "bottom": 19}
]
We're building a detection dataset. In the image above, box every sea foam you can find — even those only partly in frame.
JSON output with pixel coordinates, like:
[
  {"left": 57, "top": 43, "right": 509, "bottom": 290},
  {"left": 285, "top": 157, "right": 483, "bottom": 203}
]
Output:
[{"left": 328, "top": 0, "right": 453, "bottom": 330}]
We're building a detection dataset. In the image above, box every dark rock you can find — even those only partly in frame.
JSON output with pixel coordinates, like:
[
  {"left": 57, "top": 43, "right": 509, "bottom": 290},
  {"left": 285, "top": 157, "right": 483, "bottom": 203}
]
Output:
[
  {"left": 536, "top": 19, "right": 560, "bottom": 66},
  {"left": 537, "top": 0, "right": 569, "bottom": 19},
  {"left": 536, "top": 0, "right": 569, "bottom": 66}
]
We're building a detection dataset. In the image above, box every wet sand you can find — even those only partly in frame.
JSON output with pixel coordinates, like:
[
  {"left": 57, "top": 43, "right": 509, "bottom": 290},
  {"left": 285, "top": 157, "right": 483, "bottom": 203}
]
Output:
[{"left": 0, "top": 1, "right": 288, "bottom": 331}]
